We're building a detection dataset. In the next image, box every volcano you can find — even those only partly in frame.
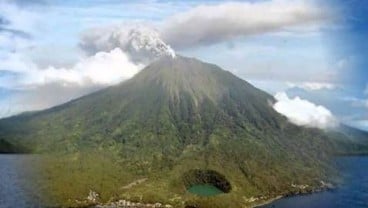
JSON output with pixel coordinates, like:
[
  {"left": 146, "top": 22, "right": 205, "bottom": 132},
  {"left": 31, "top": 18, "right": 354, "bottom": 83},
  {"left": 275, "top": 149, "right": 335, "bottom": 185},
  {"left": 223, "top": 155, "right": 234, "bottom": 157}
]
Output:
[{"left": 0, "top": 56, "right": 367, "bottom": 207}]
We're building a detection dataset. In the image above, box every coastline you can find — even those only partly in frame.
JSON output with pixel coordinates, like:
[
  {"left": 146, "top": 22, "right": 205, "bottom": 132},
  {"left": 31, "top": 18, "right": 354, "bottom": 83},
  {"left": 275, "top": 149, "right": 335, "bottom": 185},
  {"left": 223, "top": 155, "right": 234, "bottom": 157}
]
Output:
[
  {"left": 251, "top": 181, "right": 336, "bottom": 208},
  {"left": 85, "top": 183, "right": 336, "bottom": 208},
  {"left": 251, "top": 195, "right": 283, "bottom": 208}
]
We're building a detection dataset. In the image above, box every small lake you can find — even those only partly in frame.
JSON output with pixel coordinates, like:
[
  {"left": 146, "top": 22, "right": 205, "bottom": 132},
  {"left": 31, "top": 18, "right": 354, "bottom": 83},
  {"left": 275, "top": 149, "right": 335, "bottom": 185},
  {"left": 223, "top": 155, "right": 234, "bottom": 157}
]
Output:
[
  {"left": 0, "top": 154, "right": 40, "bottom": 208},
  {"left": 187, "top": 184, "right": 224, "bottom": 196},
  {"left": 260, "top": 156, "right": 368, "bottom": 208}
]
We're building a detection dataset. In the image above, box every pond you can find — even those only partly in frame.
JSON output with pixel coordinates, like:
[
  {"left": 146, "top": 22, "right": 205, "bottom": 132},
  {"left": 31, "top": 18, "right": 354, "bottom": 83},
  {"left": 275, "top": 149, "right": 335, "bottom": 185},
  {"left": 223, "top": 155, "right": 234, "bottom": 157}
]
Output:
[
  {"left": 184, "top": 169, "right": 231, "bottom": 197},
  {"left": 187, "top": 184, "right": 225, "bottom": 196}
]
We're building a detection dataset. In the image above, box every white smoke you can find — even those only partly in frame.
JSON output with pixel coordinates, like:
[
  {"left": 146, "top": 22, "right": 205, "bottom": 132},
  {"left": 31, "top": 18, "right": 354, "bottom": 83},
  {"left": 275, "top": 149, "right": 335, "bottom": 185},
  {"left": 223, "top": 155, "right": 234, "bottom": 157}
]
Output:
[{"left": 79, "top": 24, "right": 176, "bottom": 64}]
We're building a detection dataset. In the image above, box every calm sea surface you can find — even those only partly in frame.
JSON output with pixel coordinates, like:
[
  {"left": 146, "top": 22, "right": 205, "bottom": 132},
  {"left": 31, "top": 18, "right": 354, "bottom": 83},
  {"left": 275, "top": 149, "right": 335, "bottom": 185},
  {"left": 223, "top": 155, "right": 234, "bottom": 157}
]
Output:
[
  {"left": 0, "top": 154, "right": 40, "bottom": 208},
  {"left": 260, "top": 156, "right": 368, "bottom": 208}
]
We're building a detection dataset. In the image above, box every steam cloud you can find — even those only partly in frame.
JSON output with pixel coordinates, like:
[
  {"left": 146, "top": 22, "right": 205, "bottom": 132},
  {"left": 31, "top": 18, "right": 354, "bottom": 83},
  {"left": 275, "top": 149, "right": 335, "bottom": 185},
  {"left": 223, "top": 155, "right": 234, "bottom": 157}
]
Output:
[{"left": 79, "top": 24, "right": 175, "bottom": 64}]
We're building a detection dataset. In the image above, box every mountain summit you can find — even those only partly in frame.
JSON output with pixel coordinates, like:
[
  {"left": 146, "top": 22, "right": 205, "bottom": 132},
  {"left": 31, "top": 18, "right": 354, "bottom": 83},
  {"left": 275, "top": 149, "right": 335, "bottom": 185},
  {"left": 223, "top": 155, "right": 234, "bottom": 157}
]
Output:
[{"left": 0, "top": 56, "right": 366, "bottom": 207}]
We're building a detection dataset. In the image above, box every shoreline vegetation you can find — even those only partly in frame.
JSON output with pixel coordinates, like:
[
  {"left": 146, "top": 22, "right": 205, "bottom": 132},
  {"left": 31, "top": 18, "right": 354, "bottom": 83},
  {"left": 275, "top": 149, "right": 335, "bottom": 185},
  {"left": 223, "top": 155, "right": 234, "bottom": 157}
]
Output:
[
  {"left": 31, "top": 148, "right": 338, "bottom": 208},
  {"left": 0, "top": 139, "right": 31, "bottom": 154},
  {"left": 76, "top": 183, "right": 335, "bottom": 208},
  {"left": 0, "top": 151, "right": 341, "bottom": 208},
  {"left": 0, "top": 152, "right": 340, "bottom": 208},
  {"left": 252, "top": 181, "right": 336, "bottom": 208},
  {"left": 87, "top": 181, "right": 335, "bottom": 208},
  {"left": 3, "top": 152, "right": 340, "bottom": 208},
  {"left": 3, "top": 152, "right": 363, "bottom": 208},
  {"left": 6, "top": 152, "right": 341, "bottom": 208},
  {"left": 251, "top": 195, "right": 283, "bottom": 208}
]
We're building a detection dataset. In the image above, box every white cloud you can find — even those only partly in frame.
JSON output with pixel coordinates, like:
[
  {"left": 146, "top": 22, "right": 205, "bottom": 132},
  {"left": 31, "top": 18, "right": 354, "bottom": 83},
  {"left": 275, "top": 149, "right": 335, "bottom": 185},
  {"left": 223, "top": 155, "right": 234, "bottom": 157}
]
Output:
[
  {"left": 29, "top": 48, "right": 142, "bottom": 86},
  {"left": 286, "top": 82, "right": 337, "bottom": 91},
  {"left": 0, "top": 48, "right": 142, "bottom": 88},
  {"left": 248, "top": 80, "right": 336, "bottom": 95},
  {"left": 0, "top": 83, "right": 99, "bottom": 118},
  {"left": 161, "top": 0, "right": 333, "bottom": 48},
  {"left": 0, "top": 48, "right": 144, "bottom": 118},
  {"left": 0, "top": 2, "right": 40, "bottom": 35},
  {"left": 273, "top": 92, "right": 338, "bottom": 129}
]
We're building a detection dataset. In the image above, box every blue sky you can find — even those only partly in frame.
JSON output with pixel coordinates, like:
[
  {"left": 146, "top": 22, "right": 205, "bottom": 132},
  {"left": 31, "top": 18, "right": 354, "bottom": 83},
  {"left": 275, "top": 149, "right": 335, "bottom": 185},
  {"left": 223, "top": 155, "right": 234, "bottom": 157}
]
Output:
[
  {"left": 322, "top": 0, "right": 368, "bottom": 129},
  {"left": 0, "top": 0, "right": 367, "bottom": 130}
]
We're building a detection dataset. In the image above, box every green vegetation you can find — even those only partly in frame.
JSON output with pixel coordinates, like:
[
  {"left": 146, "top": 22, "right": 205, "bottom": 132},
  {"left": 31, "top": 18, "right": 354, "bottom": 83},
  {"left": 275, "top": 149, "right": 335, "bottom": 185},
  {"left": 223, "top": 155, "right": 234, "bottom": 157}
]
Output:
[
  {"left": 0, "top": 138, "right": 29, "bottom": 153},
  {"left": 0, "top": 56, "right": 367, "bottom": 207},
  {"left": 0, "top": 139, "right": 16, "bottom": 153}
]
